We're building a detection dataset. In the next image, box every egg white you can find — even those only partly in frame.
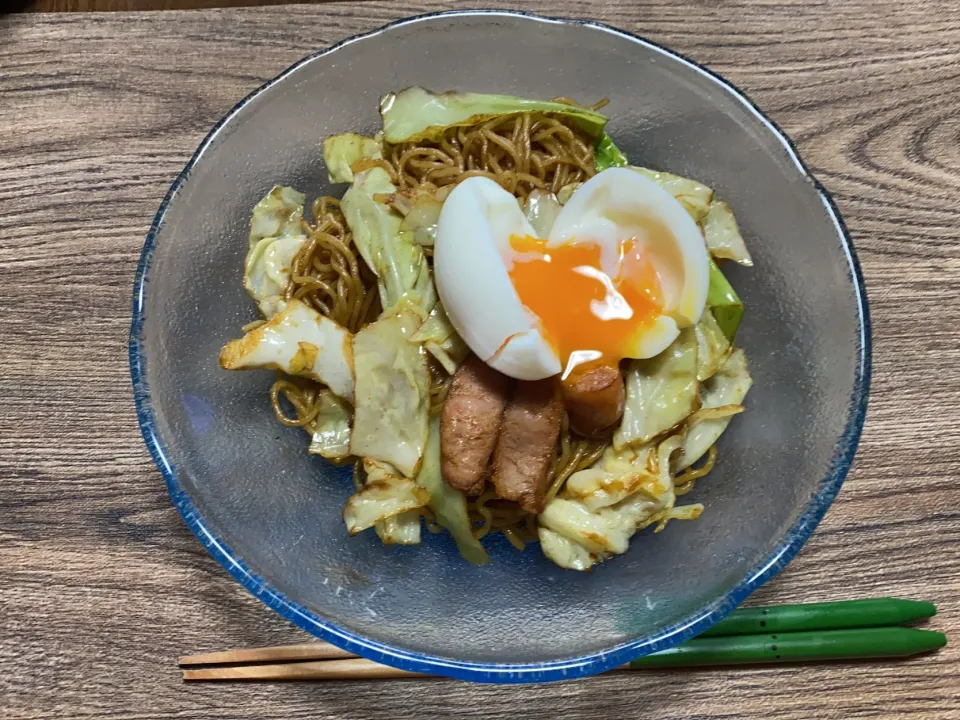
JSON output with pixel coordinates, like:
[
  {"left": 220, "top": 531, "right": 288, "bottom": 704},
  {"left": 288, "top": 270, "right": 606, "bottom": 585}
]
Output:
[
  {"left": 433, "top": 177, "right": 562, "bottom": 380},
  {"left": 548, "top": 168, "right": 709, "bottom": 358},
  {"left": 433, "top": 170, "right": 710, "bottom": 380}
]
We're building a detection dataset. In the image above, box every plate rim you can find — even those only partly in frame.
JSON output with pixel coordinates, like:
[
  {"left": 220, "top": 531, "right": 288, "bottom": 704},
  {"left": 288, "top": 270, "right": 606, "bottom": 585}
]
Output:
[{"left": 128, "top": 8, "right": 871, "bottom": 684}]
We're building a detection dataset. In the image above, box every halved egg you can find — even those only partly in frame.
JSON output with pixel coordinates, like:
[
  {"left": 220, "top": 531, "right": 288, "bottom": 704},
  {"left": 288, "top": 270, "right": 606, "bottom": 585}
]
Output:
[{"left": 433, "top": 168, "right": 710, "bottom": 381}]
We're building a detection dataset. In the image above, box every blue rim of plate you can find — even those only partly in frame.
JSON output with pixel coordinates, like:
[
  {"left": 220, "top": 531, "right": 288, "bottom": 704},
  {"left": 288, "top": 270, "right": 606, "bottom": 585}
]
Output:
[{"left": 129, "top": 9, "right": 871, "bottom": 684}]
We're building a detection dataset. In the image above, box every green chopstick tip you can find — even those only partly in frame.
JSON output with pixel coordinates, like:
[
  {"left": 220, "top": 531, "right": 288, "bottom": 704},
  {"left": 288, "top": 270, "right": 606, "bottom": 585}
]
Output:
[{"left": 921, "top": 629, "right": 947, "bottom": 651}]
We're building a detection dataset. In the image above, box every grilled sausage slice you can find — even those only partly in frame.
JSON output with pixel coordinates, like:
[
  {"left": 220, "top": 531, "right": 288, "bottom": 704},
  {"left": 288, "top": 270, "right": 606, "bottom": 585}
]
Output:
[
  {"left": 562, "top": 363, "right": 625, "bottom": 437},
  {"left": 440, "top": 356, "right": 511, "bottom": 496},
  {"left": 491, "top": 379, "right": 563, "bottom": 514}
]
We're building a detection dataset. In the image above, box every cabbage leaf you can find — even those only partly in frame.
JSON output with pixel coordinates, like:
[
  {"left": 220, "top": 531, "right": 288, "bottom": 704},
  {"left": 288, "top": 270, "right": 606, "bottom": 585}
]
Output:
[
  {"left": 219, "top": 299, "right": 355, "bottom": 403},
  {"left": 349, "top": 307, "right": 430, "bottom": 477},
  {"left": 539, "top": 436, "right": 699, "bottom": 570},
  {"left": 375, "top": 511, "right": 422, "bottom": 545},
  {"left": 379, "top": 87, "right": 609, "bottom": 144},
  {"left": 244, "top": 186, "right": 308, "bottom": 318},
  {"left": 415, "top": 417, "right": 490, "bottom": 565},
  {"left": 343, "top": 458, "right": 429, "bottom": 536},
  {"left": 523, "top": 189, "right": 563, "bottom": 238},
  {"left": 538, "top": 526, "right": 596, "bottom": 571},
  {"left": 703, "top": 199, "right": 753, "bottom": 266},
  {"left": 307, "top": 390, "right": 352, "bottom": 461},
  {"left": 248, "top": 186, "right": 306, "bottom": 249},
  {"left": 322, "top": 133, "right": 382, "bottom": 184},
  {"left": 630, "top": 167, "right": 714, "bottom": 225},
  {"left": 677, "top": 349, "right": 752, "bottom": 470},
  {"left": 707, "top": 257, "right": 744, "bottom": 342},
  {"left": 615, "top": 328, "right": 699, "bottom": 450},
  {"left": 408, "top": 302, "right": 468, "bottom": 375},
  {"left": 695, "top": 309, "right": 732, "bottom": 382},
  {"left": 341, "top": 167, "right": 437, "bottom": 312},
  {"left": 594, "top": 133, "right": 628, "bottom": 171}
]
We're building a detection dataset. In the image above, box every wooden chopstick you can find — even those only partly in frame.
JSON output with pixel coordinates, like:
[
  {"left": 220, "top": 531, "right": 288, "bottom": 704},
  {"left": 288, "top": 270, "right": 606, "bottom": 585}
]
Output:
[
  {"left": 179, "top": 641, "right": 354, "bottom": 666},
  {"left": 183, "top": 657, "right": 422, "bottom": 681}
]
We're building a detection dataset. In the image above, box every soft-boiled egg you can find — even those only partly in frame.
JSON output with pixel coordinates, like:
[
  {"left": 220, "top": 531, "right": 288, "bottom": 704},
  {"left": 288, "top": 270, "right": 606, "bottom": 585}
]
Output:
[{"left": 433, "top": 168, "right": 710, "bottom": 381}]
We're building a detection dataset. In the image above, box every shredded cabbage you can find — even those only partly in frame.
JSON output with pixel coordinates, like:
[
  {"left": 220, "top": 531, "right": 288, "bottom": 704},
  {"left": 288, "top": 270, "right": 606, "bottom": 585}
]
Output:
[
  {"left": 307, "top": 390, "right": 352, "bottom": 461},
  {"left": 703, "top": 199, "right": 753, "bottom": 266},
  {"left": 615, "top": 328, "right": 699, "bottom": 450},
  {"left": 322, "top": 133, "right": 382, "bottom": 184},
  {"left": 349, "top": 307, "right": 430, "bottom": 478},
  {"left": 343, "top": 458, "right": 429, "bottom": 536},
  {"left": 415, "top": 417, "right": 490, "bottom": 565},
  {"left": 379, "top": 86, "right": 609, "bottom": 144},
  {"left": 219, "top": 299, "right": 355, "bottom": 402},
  {"left": 341, "top": 167, "right": 436, "bottom": 312},
  {"left": 678, "top": 349, "right": 752, "bottom": 470}
]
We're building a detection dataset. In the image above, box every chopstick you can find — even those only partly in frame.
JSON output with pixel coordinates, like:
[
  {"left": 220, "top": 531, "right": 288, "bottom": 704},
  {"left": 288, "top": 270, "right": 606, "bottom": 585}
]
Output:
[
  {"left": 180, "top": 598, "right": 945, "bottom": 681},
  {"left": 179, "top": 642, "right": 354, "bottom": 666}
]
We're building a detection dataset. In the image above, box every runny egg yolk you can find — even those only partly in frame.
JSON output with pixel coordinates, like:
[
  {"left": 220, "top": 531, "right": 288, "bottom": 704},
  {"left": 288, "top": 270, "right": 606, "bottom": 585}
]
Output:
[{"left": 508, "top": 235, "right": 663, "bottom": 378}]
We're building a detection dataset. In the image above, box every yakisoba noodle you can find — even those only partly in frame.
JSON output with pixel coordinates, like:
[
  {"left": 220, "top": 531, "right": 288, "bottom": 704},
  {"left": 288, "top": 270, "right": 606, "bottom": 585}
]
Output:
[{"left": 267, "top": 108, "right": 718, "bottom": 548}]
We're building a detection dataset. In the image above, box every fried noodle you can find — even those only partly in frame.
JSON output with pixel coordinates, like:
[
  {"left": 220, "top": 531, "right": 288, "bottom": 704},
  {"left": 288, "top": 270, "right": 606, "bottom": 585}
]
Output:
[{"left": 265, "top": 108, "right": 719, "bottom": 552}]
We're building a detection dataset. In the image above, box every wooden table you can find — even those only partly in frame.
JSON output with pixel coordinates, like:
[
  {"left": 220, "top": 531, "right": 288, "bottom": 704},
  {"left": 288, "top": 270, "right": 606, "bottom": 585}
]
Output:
[{"left": 3, "top": 1, "right": 959, "bottom": 717}]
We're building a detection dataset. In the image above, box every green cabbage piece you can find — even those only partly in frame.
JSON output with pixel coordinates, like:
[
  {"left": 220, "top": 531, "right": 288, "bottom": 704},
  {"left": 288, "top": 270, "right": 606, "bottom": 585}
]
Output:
[
  {"left": 703, "top": 199, "right": 753, "bottom": 266},
  {"left": 322, "top": 133, "right": 382, "bottom": 184},
  {"left": 415, "top": 417, "right": 490, "bottom": 565},
  {"left": 341, "top": 167, "right": 437, "bottom": 312},
  {"left": 307, "top": 390, "right": 352, "bottom": 461},
  {"left": 695, "top": 309, "right": 732, "bottom": 382},
  {"left": 707, "top": 257, "right": 744, "bottom": 341},
  {"left": 630, "top": 167, "right": 714, "bottom": 225},
  {"left": 349, "top": 307, "right": 430, "bottom": 478},
  {"left": 379, "top": 86, "right": 609, "bottom": 144},
  {"left": 677, "top": 349, "right": 752, "bottom": 470},
  {"left": 615, "top": 328, "right": 699, "bottom": 450},
  {"left": 594, "top": 133, "right": 628, "bottom": 171}
]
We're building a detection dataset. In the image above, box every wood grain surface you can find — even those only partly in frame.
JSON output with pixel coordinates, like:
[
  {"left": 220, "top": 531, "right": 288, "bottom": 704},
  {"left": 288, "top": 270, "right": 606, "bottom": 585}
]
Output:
[
  {"left": 2, "top": 1, "right": 959, "bottom": 718},
  {"left": 22, "top": 0, "right": 323, "bottom": 12}
]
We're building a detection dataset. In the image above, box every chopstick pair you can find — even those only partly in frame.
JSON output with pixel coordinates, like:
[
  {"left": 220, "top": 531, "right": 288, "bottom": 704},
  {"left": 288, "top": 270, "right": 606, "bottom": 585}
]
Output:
[{"left": 179, "top": 598, "right": 945, "bottom": 681}]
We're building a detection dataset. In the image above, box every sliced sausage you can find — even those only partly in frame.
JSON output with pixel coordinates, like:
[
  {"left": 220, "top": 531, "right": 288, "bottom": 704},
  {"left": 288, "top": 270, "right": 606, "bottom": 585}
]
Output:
[
  {"left": 491, "top": 379, "right": 564, "bottom": 514},
  {"left": 562, "top": 363, "right": 625, "bottom": 437},
  {"left": 440, "top": 356, "right": 512, "bottom": 496}
]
